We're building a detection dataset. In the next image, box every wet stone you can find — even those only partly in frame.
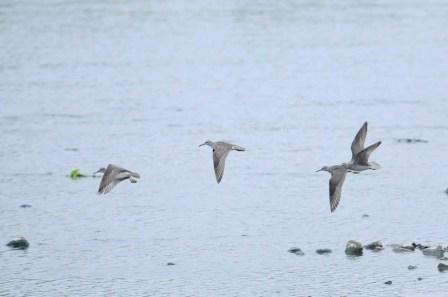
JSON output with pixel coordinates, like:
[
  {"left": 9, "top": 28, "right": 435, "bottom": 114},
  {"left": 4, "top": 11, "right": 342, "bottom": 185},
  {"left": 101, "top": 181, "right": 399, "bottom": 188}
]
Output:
[
  {"left": 396, "top": 138, "right": 428, "bottom": 143},
  {"left": 6, "top": 237, "right": 29, "bottom": 250},
  {"left": 345, "top": 240, "right": 363, "bottom": 256},
  {"left": 316, "top": 249, "right": 332, "bottom": 255},
  {"left": 392, "top": 245, "right": 415, "bottom": 253},
  {"left": 422, "top": 246, "right": 444, "bottom": 258},
  {"left": 288, "top": 247, "right": 305, "bottom": 256},
  {"left": 364, "top": 241, "right": 383, "bottom": 251},
  {"left": 437, "top": 263, "right": 448, "bottom": 272}
]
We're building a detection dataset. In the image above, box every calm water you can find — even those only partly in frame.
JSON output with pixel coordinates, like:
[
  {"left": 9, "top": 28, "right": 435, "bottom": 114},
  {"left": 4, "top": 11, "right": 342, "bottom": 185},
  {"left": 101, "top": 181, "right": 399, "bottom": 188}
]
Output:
[{"left": 1, "top": 0, "right": 448, "bottom": 296}]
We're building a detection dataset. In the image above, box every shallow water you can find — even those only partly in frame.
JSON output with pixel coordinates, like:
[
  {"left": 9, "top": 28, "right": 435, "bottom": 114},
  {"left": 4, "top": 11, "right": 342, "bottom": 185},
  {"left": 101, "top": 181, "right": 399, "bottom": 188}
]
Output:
[{"left": 1, "top": 0, "right": 448, "bottom": 296}]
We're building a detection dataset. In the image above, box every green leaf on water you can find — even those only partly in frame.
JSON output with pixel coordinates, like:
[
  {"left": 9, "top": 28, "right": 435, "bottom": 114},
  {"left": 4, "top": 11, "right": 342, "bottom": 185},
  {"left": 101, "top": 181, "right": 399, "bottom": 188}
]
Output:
[{"left": 69, "top": 169, "right": 88, "bottom": 179}]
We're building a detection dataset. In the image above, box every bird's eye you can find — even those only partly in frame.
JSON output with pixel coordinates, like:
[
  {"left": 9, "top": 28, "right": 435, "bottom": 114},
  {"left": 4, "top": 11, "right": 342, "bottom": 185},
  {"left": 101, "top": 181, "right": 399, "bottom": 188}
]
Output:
[{"left": 213, "top": 149, "right": 215, "bottom": 152}]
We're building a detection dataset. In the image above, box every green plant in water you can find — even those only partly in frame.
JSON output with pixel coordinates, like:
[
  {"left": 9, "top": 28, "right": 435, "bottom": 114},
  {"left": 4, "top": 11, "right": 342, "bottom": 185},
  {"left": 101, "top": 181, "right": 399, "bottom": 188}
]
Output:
[{"left": 69, "top": 169, "right": 88, "bottom": 179}]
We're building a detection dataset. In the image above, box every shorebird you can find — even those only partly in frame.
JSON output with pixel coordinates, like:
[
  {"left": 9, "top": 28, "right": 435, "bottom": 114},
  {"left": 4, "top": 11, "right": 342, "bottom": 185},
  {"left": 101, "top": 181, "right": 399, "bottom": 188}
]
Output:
[
  {"left": 316, "top": 164, "right": 348, "bottom": 212},
  {"left": 97, "top": 164, "right": 140, "bottom": 194},
  {"left": 199, "top": 140, "right": 245, "bottom": 183},
  {"left": 348, "top": 122, "right": 381, "bottom": 172}
]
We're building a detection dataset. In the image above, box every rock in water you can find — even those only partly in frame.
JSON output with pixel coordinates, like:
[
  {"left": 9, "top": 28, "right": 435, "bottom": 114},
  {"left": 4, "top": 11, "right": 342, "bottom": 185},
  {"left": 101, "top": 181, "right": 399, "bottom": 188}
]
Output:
[
  {"left": 166, "top": 262, "right": 176, "bottom": 266},
  {"left": 412, "top": 242, "right": 429, "bottom": 250},
  {"left": 396, "top": 138, "right": 428, "bottom": 143},
  {"left": 384, "top": 281, "right": 392, "bottom": 285},
  {"left": 20, "top": 204, "right": 32, "bottom": 208},
  {"left": 316, "top": 249, "right": 332, "bottom": 255},
  {"left": 288, "top": 247, "right": 305, "bottom": 256},
  {"left": 408, "top": 265, "right": 417, "bottom": 270},
  {"left": 364, "top": 241, "right": 384, "bottom": 251},
  {"left": 422, "top": 246, "right": 444, "bottom": 258},
  {"left": 391, "top": 244, "right": 415, "bottom": 253},
  {"left": 437, "top": 263, "right": 448, "bottom": 272},
  {"left": 6, "top": 237, "right": 29, "bottom": 250},
  {"left": 345, "top": 240, "right": 363, "bottom": 256}
]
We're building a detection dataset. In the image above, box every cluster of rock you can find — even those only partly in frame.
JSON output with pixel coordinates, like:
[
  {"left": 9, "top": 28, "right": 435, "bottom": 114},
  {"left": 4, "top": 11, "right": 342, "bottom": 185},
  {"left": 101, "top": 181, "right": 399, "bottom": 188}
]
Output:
[{"left": 288, "top": 240, "right": 448, "bottom": 273}]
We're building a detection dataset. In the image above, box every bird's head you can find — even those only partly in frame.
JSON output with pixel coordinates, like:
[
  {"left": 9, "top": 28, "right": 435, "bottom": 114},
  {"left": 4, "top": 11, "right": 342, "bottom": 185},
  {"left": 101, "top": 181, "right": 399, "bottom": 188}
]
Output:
[
  {"left": 93, "top": 167, "right": 106, "bottom": 175},
  {"left": 316, "top": 166, "right": 329, "bottom": 173},
  {"left": 199, "top": 140, "right": 213, "bottom": 147}
]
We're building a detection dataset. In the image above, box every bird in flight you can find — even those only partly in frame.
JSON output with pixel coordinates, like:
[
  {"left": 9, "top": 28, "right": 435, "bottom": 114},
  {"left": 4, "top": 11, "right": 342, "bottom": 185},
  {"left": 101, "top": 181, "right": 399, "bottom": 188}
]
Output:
[
  {"left": 317, "top": 122, "right": 382, "bottom": 212},
  {"left": 348, "top": 122, "right": 381, "bottom": 172},
  {"left": 97, "top": 164, "right": 140, "bottom": 194},
  {"left": 316, "top": 164, "right": 348, "bottom": 213},
  {"left": 199, "top": 140, "right": 245, "bottom": 183}
]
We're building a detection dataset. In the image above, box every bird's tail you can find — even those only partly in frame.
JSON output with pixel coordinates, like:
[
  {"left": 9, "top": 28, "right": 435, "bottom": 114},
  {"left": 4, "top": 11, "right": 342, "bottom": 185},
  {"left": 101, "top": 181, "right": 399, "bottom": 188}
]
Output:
[
  {"left": 232, "top": 145, "right": 245, "bottom": 151},
  {"left": 369, "top": 161, "right": 381, "bottom": 170}
]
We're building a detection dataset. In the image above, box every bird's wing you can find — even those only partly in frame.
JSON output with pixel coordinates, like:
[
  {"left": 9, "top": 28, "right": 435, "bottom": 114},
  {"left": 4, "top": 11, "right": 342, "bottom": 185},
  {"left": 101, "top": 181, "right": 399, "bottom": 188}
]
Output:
[
  {"left": 355, "top": 141, "right": 381, "bottom": 165},
  {"left": 351, "top": 122, "right": 368, "bottom": 160},
  {"left": 213, "top": 147, "right": 231, "bottom": 183},
  {"left": 98, "top": 165, "right": 130, "bottom": 194},
  {"left": 329, "top": 166, "right": 347, "bottom": 212}
]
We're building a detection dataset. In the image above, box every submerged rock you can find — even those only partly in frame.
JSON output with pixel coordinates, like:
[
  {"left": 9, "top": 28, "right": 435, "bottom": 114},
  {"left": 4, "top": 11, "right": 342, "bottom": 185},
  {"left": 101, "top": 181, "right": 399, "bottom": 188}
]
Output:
[
  {"left": 288, "top": 247, "right": 305, "bottom": 256},
  {"left": 316, "top": 249, "right": 332, "bottom": 255},
  {"left": 384, "top": 280, "right": 392, "bottom": 285},
  {"left": 6, "top": 237, "right": 29, "bottom": 250},
  {"left": 362, "top": 214, "right": 369, "bottom": 218},
  {"left": 396, "top": 138, "right": 428, "bottom": 143},
  {"left": 20, "top": 204, "right": 32, "bottom": 208},
  {"left": 417, "top": 277, "right": 423, "bottom": 281},
  {"left": 391, "top": 244, "right": 415, "bottom": 253},
  {"left": 166, "top": 262, "right": 176, "bottom": 266},
  {"left": 437, "top": 263, "right": 448, "bottom": 272},
  {"left": 345, "top": 240, "right": 363, "bottom": 256},
  {"left": 408, "top": 265, "right": 417, "bottom": 270},
  {"left": 422, "top": 246, "right": 444, "bottom": 258},
  {"left": 412, "top": 242, "right": 429, "bottom": 250},
  {"left": 364, "top": 241, "right": 384, "bottom": 251}
]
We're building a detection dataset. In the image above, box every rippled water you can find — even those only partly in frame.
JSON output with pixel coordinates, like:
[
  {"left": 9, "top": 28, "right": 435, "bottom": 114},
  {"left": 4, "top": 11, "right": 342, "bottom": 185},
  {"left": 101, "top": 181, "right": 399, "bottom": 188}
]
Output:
[{"left": 1, "top": 0, "right": 448, "bottom": 296}]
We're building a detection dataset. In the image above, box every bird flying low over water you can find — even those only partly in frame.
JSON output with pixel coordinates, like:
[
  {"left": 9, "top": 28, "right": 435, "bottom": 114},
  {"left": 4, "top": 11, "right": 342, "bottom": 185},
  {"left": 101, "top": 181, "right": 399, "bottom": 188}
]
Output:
[
  {"left": 97, "top": 164, "right": 140, "bottom": 194},
  {"left": 348, "top": 122, "right": 381, "bottom": 172},
  {"left": 317, "top": 122, "right": 382, "bottom": 212},
  {"left": 199, "top": 140, "right": 245, "bottom": 183},
  {"left": 316, "top": 164, "right": 348, "bottom": 213}
]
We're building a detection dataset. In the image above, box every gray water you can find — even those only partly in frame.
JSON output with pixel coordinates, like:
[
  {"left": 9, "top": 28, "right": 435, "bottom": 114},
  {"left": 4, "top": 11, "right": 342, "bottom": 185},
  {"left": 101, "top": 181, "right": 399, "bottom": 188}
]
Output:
[{"left": 1, "top": 0, "right": 448, "bottom": 296}]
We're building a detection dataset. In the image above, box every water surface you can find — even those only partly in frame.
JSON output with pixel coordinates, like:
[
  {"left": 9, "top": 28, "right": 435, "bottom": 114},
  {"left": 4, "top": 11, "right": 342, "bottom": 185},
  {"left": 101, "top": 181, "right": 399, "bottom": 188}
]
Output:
[{"left": 1, "top": 0, "right": 448, "bottom": 296}]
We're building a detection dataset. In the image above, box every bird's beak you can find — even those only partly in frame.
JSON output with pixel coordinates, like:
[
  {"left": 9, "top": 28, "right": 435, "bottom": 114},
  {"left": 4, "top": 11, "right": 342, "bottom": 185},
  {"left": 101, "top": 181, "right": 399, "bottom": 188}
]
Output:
[
  {"left": 92, "top": 169, "right": 102, "bottom": 175},
  {"left": 198, "top": 142, "right": 206, "bottom": 147},
  {"left": 315, "top": 168, "right": 323, "bottom": 173}
]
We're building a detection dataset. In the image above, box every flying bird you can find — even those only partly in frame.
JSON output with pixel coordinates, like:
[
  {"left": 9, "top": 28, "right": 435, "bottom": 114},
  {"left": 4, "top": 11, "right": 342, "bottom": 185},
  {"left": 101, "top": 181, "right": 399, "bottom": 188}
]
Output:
[
  {"left": 97, "top": 164, "right": 140, "bottom": 194},
  {"left": 199, "top": 140, "right": 245, "bottom": 183},
  {"left": 316, "top": 122, "right": 382, "bottom": 212},
  {"left": 348, "top": 122, "right": 381, "bottom": 172},
  {"left": 316, "top": 164, "right": 348, "bottom": 212}
]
